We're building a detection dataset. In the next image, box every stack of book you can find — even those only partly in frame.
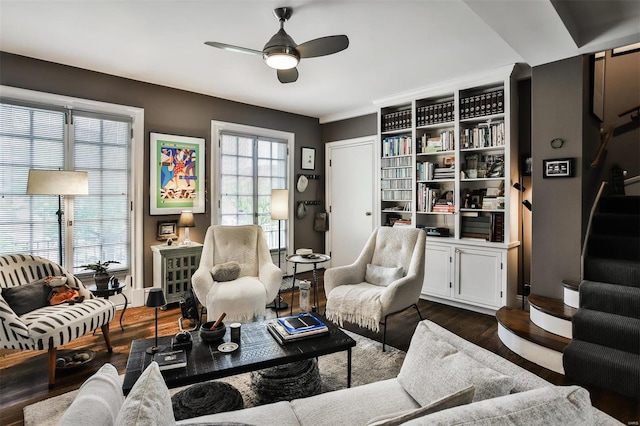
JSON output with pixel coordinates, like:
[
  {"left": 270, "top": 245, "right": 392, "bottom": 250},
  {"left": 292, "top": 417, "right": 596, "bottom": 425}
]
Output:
[{"left": 267, "top": 313, "right": 329, "bottom": 345}]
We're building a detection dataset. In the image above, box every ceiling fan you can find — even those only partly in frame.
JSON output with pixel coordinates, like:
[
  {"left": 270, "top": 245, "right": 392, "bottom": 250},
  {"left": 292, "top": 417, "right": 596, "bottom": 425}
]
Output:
[{"left": 205, "top": 7, "right": 349, "bottom": 83}]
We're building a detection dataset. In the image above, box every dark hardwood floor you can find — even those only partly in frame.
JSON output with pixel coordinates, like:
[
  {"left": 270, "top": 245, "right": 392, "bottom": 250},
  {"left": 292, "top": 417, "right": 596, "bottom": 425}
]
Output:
[{"left": 1, "top": 270, "right": 637, "bottom": 425}]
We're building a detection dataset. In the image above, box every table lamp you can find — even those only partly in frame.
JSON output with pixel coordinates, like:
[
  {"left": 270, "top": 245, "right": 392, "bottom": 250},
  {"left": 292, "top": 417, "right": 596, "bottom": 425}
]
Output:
[
  {"left": 146, "top": 288, "right": 167, "bottom": 354},
  {"left": 179, "top": 210, "right": 195, "bottom": 245},
  {"left": 26, "top": 169, "right": 88, "bottom": 265},
  {"left": 268, "top": 189, "right": 288, "bottom": 310}
]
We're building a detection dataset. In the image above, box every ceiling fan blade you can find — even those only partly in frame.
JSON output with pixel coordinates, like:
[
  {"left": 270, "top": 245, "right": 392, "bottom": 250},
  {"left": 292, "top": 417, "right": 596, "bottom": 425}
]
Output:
[
  {"left": 297, "top": 35, "right": 349, "bottom": 58},
  {"left": 277, "top": 68, "right": 299, "bottom": 83},
  {"left": 205, "top": 41, "right": 262, "bottom": 56}
]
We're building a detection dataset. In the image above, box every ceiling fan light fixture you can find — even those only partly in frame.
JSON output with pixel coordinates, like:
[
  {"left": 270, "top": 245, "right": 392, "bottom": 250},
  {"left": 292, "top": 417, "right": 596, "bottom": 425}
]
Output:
[{"left": 263, "top": 46, "right": 299, "bottom": 70}]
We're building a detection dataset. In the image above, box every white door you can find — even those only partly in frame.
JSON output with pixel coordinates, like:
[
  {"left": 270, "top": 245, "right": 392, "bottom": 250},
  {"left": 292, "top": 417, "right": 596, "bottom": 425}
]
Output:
[
  {"left": 454, "top": 246, "right": 502, "bottom": 308},
  {"left": 422, "top": 243, "right": 452, "bottom": 298},
  {"left": 326, "top": 136, "right": 377, "bottom": 268}
]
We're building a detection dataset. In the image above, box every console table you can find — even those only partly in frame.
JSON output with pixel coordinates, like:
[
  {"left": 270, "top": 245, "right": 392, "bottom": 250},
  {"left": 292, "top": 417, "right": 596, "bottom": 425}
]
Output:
[{"left": 151, "top": 243, "right": 203, "bottom": 305}]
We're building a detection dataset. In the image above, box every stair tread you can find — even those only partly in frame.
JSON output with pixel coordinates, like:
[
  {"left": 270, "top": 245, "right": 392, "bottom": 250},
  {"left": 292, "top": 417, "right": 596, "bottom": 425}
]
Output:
[
  {"left": 496, "top": 306, "right": 570, "bottom": 353},
  {"left": 528, "top": 294, "right": 577, "bottom": 320},
  {"left": 561, "top": 280, "right": 580, "bottom": 291}
]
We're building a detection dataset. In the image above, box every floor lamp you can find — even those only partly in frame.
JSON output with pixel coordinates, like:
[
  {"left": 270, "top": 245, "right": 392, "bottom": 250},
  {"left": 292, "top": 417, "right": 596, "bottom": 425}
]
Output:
[
  {"left": 513, "top": 181, "right": 532, "bottom": 309},
  {"left": 26, "top": 169, "right": 89, "bottom": 265},
  {"left": 268, "top": 189, "right": 288, "bottom": 310}
]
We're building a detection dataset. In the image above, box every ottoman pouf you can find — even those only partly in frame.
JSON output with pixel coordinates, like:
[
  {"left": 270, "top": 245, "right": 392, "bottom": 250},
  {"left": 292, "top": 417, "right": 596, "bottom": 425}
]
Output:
[
  {"left": 250, "top": 358, "right": 321, "bottom": 404},
  {"left": 171, "top": 381, "right": 244, "bottom": 421}
]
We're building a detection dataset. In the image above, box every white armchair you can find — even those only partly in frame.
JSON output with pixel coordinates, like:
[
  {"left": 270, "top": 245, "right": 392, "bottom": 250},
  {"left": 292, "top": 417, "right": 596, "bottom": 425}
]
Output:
[
  {"left": 191, "top": 225, "right": 283, "bottom": 323},
  {"left": 324, "top": 226, "right": 426, "bottom": 350},
  {"left": 0, "top": 254, "right": 115, "bottom": 387}
]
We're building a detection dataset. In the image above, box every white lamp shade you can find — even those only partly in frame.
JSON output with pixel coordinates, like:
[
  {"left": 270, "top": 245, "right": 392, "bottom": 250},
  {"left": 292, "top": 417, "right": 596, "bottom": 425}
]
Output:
[
  {"left": 271, "top": 189, "right": 289, "bottom": 220},
  {"left": 26, "top": 170, "right": 88, "bottom": 195}
]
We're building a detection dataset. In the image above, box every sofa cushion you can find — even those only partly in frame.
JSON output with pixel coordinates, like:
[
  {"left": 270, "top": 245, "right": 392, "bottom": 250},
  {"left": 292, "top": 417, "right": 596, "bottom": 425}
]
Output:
[
  {"left": 365, "top": 385, "right": 475, "bottom": 426},
  {"left": 176, "top": 401, "right": 300, "bottom": 426},
  {"left": 290, "top": 378, "right": 420, "bottom": 426},
  {"left": 365, "top": 264, "right": 403, "bottom": 287},
  {"left": 1, "top": 280, "right": 50, "bottom": 316},
  {"left": 401, "top": 385, "right": 594, "bottom": 425},
  {"left": 115, "top": 361, "right": 175, "bottom": 426},
  {"left": 58, "top": 363, "right": 124, "bottom": 426},
  {"left": 211, "top": 261, "right": 241, "bottom": 282},
  {"left": 398, "top": 322, "right": 514, "bottom": 406}
]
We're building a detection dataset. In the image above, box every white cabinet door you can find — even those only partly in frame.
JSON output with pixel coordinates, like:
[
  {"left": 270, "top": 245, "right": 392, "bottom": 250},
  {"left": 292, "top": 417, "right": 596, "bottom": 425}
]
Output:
[
  {"left": 454, "top": 246, "right": 502, "bottom": 308},
  {"left": 422, "top": 242, "right": 452, "bottom": 298}
]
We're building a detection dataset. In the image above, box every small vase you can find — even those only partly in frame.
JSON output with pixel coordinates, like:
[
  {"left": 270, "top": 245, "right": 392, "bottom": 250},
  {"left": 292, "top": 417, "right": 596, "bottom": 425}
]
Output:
[{"left": 94, "top": 273, "right": 110, "bottom": 290}]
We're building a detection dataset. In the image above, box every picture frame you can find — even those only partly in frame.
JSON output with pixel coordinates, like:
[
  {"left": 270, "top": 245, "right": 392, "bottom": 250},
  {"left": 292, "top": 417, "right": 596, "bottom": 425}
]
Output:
[
  {"left": 301, "top": 147, "right": 315, "bottom": 170},
  {"left": 543, "top": 158, "right": 575, "bottom": 178},
  {"left": 150, "top": 132, "right": 205, "bottom": 215},
  {"left": 157, "top": 221, "right": 177, "bottom": 240}
]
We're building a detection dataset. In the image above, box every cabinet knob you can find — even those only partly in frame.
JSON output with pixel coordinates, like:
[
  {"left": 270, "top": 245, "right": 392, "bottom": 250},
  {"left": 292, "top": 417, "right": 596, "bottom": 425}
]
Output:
[{"left": 365, "top": 212, "right": 372, "bottom": 216}]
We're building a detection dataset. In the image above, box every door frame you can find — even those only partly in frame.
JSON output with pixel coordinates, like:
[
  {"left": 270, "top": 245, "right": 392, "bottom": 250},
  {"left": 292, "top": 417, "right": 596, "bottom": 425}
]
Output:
[{"left": 325, "top": 135, "right": 379, "bottom": 269}]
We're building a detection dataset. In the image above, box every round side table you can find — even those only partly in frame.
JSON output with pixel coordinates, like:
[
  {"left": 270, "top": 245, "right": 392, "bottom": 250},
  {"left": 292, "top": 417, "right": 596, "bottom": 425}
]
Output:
[
  {"left": 88, "top": 281, "right": 128, "bottom": 330},
  {"left": 286, "top": 253, "right": 330, "bottom": 315}
]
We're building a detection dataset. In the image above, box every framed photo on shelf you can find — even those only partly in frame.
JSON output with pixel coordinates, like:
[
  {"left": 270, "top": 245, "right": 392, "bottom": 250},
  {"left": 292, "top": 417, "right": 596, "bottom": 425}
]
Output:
[
  {"left": 157, "top": 221, "right": 177, "bottom": 240},
  {"left": 543, "top": 158, "right": 575, "bottom": 178},
  {"left": 301, "top": 147, "right": 316, "bottom": 170},
  {"left": 150, "top": 132, "right": 205, "bottom": 215}
]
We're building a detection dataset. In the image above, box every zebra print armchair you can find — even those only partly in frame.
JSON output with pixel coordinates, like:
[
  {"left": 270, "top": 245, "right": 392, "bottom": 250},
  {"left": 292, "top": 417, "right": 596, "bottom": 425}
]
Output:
[{"left": 0, "top": 254, "right": 116, "bottom": 387}]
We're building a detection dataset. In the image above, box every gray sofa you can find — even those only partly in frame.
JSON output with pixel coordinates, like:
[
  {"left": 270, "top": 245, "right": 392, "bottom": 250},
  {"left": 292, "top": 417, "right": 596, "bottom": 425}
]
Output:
[{"left": 58, "top": 320, "right": 621, "bottom": 425}]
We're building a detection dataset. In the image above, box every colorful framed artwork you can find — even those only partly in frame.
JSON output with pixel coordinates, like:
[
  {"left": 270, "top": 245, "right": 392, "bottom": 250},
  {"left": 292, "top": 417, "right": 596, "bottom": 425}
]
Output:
[{"left": 150, "top": 132, "right": 205, "bottom": 215}]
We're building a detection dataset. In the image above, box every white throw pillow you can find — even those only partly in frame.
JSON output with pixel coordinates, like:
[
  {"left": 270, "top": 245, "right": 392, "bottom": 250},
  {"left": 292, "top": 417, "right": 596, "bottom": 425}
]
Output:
[
  {"left": 397, "top": 322, "right": 514, "bottom": 406},
  {"left": 211, "top": 261, "right": 241, "bottom": 282},
  {"left": 59, "top": 363, "right": 124, "bottom": 426},
  {"left": 402, "top": 386, "right": 594, "bottom": 426},
  {"left": 366, "top": 385, "right": 475, "bottom": 426},
  {"left": 365, "top": 264, "right": 403, "bottom": 286},
  {"left": 115, "top": 361, "right": 175, "bottom": 426}
]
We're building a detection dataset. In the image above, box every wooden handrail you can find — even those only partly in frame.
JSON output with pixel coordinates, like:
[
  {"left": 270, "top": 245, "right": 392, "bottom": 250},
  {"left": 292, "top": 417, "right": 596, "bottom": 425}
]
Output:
[
  {"left": 591, "top": 126, "right": 614, "bottom": 168},
  {"left": 618, "top": 104, "right": 640, "bottom": 118}
]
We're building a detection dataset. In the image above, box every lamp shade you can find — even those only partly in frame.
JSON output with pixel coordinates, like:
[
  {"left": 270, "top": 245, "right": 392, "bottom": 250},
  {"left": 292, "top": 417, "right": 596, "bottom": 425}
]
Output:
[
  {"left": 271, "top": 189, "right": 289, "bottom": 220},
  {"left": 26, "top": 170, "right": 88, "bottom": 195},
  {"left": 178, "top": 210, "right": 195, "bottom": 227},
  {"left": 146, "top": 288, "right": 166, "bottom": 308}
]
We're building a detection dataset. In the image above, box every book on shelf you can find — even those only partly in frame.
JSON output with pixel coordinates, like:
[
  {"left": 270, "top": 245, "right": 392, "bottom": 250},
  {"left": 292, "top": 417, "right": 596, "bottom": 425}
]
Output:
[{"left": 153, "top": 349, "right": 187, "bottom": 371}]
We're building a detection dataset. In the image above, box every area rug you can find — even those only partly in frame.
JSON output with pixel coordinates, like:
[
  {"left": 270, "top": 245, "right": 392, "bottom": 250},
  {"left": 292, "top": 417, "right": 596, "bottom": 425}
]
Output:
[{"left": 23, "top": 330, "right": 405, "bottom": 425}]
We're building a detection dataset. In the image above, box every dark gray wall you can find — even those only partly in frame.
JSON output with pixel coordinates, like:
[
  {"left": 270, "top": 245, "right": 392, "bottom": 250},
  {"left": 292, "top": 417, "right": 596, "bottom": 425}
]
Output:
[
  {"left": 600, "top": 49, "right": 640, "bottom": 179},
  {"left": 321, "top": 113, "right": 377, "bottom": 143},
  {"left": 0, "top": 52, "right": 324, "bottom": 286}
]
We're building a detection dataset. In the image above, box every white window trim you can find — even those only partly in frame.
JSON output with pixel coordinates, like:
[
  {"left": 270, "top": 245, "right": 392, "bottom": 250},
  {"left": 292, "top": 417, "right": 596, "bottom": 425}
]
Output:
[
  {"left": 0, "top": 85, "right": 146, "bottom": 305},
  {"left": 211, "top": 120, "right": 295, "bottom": 268}
]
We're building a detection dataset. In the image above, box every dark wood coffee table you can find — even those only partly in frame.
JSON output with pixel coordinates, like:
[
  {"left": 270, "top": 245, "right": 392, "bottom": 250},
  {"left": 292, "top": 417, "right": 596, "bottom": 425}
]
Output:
[{"left": 122, "top": 316, "right": 356, "bottom": 395}]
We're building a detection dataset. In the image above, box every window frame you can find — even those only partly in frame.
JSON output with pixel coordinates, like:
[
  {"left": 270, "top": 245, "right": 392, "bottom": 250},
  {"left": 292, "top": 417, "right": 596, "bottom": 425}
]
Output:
[
  {"left": 211, "top": 121, "right": 294, "bottom": 269},
  {"left": 0, "top": 85, "right": 145, "bottom": 295}
]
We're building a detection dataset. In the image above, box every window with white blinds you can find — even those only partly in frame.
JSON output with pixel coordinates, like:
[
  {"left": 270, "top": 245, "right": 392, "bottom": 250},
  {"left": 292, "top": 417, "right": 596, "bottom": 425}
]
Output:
[
  {"left": 219, "top": 132, "right": 288, "bottom": 250},
  {"left": 0, "top": 101, "right": 131, "bottom": 272}
]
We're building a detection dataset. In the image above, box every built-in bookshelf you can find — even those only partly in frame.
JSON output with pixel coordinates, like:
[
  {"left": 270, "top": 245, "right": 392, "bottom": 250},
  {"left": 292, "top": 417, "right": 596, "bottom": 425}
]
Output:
[{"left": 376, "top": 65, "right": 520, "bottom": 314}]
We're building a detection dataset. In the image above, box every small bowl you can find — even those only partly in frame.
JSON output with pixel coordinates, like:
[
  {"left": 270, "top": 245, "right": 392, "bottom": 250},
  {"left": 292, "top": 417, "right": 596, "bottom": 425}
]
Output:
[{"left": 200, "top": 321, "right": 226, "bottom": 342}]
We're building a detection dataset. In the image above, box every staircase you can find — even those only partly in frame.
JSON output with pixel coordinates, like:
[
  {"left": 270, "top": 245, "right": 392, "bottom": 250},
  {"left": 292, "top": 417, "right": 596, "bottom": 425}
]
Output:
[
  {"left": 497, "top": 194, "right": 640, "bottom": 398},
  {"left": 563, "top": 195, "right": 640, "bottom": 399}
]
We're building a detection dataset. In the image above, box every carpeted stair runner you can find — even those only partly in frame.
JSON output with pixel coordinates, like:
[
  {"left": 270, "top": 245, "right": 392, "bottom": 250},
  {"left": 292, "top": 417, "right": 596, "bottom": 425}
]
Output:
[{"left": 563, "top": 194, "right": 640, "bottom": 398}]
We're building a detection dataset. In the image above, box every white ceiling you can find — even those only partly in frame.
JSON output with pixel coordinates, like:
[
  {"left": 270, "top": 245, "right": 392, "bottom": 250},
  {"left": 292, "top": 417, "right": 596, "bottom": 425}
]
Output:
[{"left": 1, "top": 1, "right": 639, "bottom": 123}]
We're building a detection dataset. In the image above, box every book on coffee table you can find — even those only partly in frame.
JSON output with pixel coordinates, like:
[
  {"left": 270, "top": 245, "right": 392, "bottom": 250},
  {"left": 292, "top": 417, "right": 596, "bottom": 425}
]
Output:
[
  {"left": 153, "top": 349, "right": 187, "bottom": 371},
  {"left": 277, "top": 313, "right": 328, "bottom": 334},
  {"left": 267, "top": 320, "right": 329, "bottom": 345}
]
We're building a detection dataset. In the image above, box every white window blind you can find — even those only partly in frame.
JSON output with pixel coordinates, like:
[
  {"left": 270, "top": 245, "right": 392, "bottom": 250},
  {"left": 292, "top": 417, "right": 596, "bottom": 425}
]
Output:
[
  {"left": 0, "top": 101, "right": 131, "bottom": 272},
  {"left": 220, "top": 132, "right": 288, "bottom": 250}
]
